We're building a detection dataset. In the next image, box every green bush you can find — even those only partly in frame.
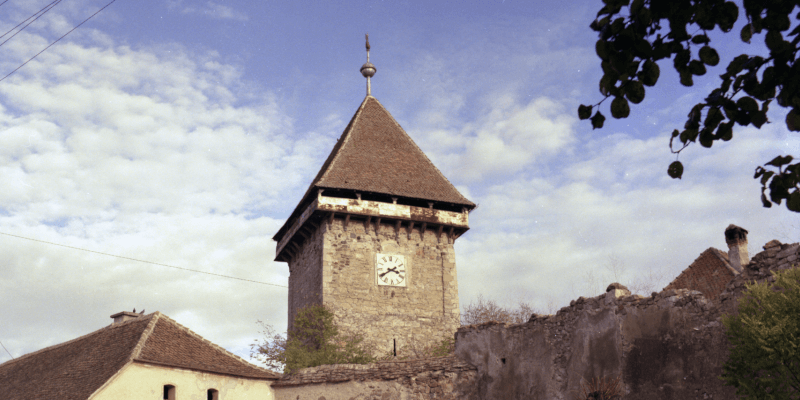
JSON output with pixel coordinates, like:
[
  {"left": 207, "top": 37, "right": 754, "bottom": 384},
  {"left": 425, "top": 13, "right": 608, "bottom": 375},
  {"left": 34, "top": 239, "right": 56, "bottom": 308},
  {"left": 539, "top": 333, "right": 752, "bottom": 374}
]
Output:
[
  {"left": 721, "top": 266, "right": 800, "bottom": 399},
  {"left": 251, "top": 305, "right": 376, "bottom": 374}
]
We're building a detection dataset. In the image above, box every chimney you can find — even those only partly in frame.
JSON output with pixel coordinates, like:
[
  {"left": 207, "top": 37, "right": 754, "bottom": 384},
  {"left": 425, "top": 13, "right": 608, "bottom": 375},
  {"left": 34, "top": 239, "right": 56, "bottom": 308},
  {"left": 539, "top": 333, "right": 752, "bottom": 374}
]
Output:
[
  {"left": 110, "top": 311, "right": 141, "bottom": 325},
  {"left": 725, "top": 224, "right": 749, "bottom": 272}
]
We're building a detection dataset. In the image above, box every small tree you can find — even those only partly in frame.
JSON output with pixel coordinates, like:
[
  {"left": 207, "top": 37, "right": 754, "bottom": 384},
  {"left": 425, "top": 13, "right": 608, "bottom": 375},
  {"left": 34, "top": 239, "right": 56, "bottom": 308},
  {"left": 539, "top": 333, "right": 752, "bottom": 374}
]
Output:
[
  {"left": 461, "top": 295, "right": 539, "bottom": 325},
  {"left": 721, "top": 266, "right": 800, "bottom": 398},
  {"left": 251, "top": 305, "right": 376, "bottom": 373}
]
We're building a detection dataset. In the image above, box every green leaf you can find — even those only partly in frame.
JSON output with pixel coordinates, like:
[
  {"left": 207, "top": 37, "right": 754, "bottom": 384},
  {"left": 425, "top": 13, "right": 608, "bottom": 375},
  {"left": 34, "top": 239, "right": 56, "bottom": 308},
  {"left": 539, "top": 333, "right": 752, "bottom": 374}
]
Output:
[
  {"left": 640, "top": 60, "right": 660, "bottom": 86},
  {"left": 699, "top": 128, "right": 714, "bottom": 148},
  {"left": 766, "top": 155, "right": 794, "bottom": 168},
  {"left": 741, "top": 24, "right": 753, "bottom": 43},
  {"left": 610, "top": 96, "right": 630, "bottom": 118},
  {"left": 704, "top": 107, "right": 724, "bottom": 130},
  {"left": 737, "top": 96, "right": 759, "bottom": 113},
  {"left": 595, "top": 40, "right": 610, "bottom": 59},
  {"left": 680, "top": 128, "right": 699, "bottom": 143},
  {"left": 668, "top": 161, "right": 683, "bottom": 179},
  {"left": 691, "top": 35, "right": 710, "bottom": 44},
  {"left": 591, "top": 111, "right": 606, "bottom": 129},
  {"left": 717, "top": 121, "right": 733, "bottom": 141},
  {"left": 786, "top": 109, "right": 800, "bottom": 132},
  {"left": 718, "top": 1, "right": 739, "bottom": 32},
  {"left": 625, "top": 80, "right": 645, "bottom": 104},
  {"left": 689, "top": 60, "right": 707, "bottom": 76},
  {"left": 699, "top": 46, "right": 720, "bottom": 66},
  {"left": 680, "top": 70, "right": 694, "bottom": 87},
  {"left": 788, "top": 192, "right": 800, "bottom": 212},
  {"left": 751, "top": 111, "right": 768, "bottom": 128},
  {"left": 578, "top": 104, "right": 593, "bottom": 120},
  {"left": 761, "top": 192, "right": 772, "bottom": 208},
  {"left": 726, "top": 54, "right": 749, "bottom": 75}
]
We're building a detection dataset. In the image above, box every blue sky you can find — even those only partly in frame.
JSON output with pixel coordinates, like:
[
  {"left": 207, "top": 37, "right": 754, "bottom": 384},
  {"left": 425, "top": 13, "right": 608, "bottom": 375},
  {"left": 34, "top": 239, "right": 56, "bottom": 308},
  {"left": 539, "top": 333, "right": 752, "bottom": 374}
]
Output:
[{"left": 0, "top": 0, "right": 797, "bottom": 365}]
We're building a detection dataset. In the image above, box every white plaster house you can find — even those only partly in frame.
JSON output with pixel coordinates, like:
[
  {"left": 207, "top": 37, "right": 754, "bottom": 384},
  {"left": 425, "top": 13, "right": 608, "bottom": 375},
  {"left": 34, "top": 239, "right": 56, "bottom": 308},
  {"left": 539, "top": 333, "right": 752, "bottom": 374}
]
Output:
[{"left": 0, "top": 311, "right": 280, "bottom": 400}]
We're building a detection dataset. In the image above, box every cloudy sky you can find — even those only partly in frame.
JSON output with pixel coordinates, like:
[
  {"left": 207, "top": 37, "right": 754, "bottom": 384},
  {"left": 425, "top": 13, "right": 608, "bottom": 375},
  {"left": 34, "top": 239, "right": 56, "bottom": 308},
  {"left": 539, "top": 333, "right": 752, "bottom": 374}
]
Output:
[{"left": 1, "top": 0, "right": 797, "bottom": 366}]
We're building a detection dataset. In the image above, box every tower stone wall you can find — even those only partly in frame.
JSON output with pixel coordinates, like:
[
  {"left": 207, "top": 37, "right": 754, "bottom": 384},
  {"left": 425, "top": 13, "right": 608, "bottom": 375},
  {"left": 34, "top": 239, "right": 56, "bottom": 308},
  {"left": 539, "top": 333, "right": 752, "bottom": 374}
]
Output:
[{"left": 288, "top": 214, "right": 461, "bottom": 356}]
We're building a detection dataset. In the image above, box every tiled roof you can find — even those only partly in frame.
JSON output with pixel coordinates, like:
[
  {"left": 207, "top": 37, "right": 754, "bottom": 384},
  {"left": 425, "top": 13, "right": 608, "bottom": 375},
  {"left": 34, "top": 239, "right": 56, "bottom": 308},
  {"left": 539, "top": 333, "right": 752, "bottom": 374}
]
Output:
[
  {"left": 0, "top": 312, "right": 279, "bottom": 399},
  {"left": 307, "top": 96, "right": 474, "bottom": 208},
  {"left": 663, "top": 248, "right": 737, "bottom": 300}
]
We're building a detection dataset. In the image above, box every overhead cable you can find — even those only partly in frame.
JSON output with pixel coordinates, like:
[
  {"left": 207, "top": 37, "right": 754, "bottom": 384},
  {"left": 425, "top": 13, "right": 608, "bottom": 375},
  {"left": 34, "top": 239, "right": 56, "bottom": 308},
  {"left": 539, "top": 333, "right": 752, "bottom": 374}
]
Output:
[
  {"left": 0, "top": 0, "right": 117, "bottom": 83},
  {"left": 0, "top": 0, "right": 63, "bottom": 45},
  {"left": 0, "top": 231, "right": 288, "bottom": 288}
]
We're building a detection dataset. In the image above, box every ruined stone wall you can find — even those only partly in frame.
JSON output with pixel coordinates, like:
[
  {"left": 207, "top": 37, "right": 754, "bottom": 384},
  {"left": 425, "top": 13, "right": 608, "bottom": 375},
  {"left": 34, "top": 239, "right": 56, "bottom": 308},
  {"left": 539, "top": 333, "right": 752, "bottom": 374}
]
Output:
[
  {"left": 454, "top": 241, "right": 800, "bottom": 400},
  {"left": 287, "top": 220, "right": 325, "bottom": 332},
  {"left": 321, "top": 216, "right": 460, "bottom": 357},
  {"left": 271, "top": 356, "right": 479, "bottom": 400}
]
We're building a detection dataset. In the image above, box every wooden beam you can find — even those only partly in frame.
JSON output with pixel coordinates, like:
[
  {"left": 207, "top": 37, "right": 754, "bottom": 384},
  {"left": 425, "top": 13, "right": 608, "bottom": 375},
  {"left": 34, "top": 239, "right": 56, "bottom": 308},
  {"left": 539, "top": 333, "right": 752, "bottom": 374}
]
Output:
[
  {"left": 365, "top": 215, "right": 371, "bottom": 231},
  {"left": 448, "top": 227, "right": 454, "bottom": 244},
  {"left": 437, "top": 225, "right": 444, "bottom": 243},
  {"left": 395, "top": 220, "right": 402, "bottom": 235},
  {"left": 344, "top": 214, "right": 350, "bottom": 231},
  {"left": 420, "top": 222, "right": 427, "bottom": 240},
  {"left": 329, "top": 212, "right": 335, "bottom": 224},
  {"left": 408, "top": 221, "right": 415, "bottom": 240}
]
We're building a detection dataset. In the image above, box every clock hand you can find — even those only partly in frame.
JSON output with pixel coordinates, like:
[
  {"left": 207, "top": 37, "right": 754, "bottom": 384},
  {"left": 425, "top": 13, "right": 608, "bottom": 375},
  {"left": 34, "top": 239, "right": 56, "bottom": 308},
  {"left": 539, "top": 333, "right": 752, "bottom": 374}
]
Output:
[{"left": 380, "top": 267, "right": 398, "bottom": 278}]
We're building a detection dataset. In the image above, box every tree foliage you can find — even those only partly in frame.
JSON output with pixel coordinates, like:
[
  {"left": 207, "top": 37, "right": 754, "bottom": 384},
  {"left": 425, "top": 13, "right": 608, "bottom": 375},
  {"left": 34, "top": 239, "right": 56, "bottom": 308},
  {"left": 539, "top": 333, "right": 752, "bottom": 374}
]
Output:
[
  {"left": 461, "top": 295, "right": 539, "bottom": 325},
  {"left": 721, "top": 266, "right": 800, "bottom": 398},
  {"left": 580, "top": 0, "right": 800, "bottom": 212},
  {"left": 250, "top": 305, "right": 376, "bottom": 374}
]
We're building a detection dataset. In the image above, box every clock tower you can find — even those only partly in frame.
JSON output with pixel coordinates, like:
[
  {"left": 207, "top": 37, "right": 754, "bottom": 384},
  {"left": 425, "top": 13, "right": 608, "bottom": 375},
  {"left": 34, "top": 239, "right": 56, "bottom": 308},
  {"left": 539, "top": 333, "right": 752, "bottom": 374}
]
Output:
[{"left": 273, "top": 37, "right": 475, "bottom": 356}]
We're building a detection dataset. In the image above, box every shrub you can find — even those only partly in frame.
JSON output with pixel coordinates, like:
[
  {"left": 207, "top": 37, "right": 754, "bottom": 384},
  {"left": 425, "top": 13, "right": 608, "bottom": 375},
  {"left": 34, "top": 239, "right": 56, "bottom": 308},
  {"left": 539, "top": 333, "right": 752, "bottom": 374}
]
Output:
[
  {"left": 251, "top": 304, "right": 376, "bottom": 373},
  {"left": 721, "top": 266, "right": 800, "bottom": 399}
]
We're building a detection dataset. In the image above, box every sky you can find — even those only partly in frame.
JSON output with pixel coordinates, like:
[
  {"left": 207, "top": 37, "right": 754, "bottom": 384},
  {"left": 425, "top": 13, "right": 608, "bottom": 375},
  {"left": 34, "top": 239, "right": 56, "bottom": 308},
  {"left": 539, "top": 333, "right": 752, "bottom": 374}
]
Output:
[{"left": 0, "top": 0, "right": 798, "bottom": 366}]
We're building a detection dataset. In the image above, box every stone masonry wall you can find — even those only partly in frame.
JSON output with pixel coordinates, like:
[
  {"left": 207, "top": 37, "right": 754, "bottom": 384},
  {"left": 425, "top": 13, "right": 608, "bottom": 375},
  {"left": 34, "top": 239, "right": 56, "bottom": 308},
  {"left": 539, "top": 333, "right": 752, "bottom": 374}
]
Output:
[
  {"left": 454, "top": 241, "right": 800, "bottom": 400},
  {"left": 321, "top": 216, "right": 460, "bottom": 357},
  {"left": 271, "top": 356, "right": 479, "bottom": 400},
  {"left": 287, "top": 220, "right": 325, "bottom": 332}
]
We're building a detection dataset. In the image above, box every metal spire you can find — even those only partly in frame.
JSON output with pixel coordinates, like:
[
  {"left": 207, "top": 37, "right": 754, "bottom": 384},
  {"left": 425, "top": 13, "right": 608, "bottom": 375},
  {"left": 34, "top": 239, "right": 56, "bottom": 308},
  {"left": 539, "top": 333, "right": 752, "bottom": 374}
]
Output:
[{"left": 360, "top": 34, "right": 376, "bottom": 96}]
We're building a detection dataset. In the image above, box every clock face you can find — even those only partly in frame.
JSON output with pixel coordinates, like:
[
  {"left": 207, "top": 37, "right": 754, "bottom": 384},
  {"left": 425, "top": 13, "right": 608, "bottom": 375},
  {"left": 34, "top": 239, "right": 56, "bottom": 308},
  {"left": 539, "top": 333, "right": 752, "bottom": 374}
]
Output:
[{"left": 376, "top": 253, "right": 406, "bottom": 287}]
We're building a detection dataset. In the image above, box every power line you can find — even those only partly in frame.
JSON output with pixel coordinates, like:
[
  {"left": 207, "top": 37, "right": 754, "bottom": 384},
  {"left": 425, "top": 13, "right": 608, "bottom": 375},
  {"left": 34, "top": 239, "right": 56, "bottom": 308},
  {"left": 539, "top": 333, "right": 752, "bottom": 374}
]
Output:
[
  {"left": 0, "top": 0, "right": 117, "bottom": 84},
  {"left": 0, "top": 340, "right": 13, "bottom": 359},
  {"left": 0, "top": 231, "right": 288, "bottom": 288},
  {"left": 0, "top": 0, "right": 63, "bottom": 46}
]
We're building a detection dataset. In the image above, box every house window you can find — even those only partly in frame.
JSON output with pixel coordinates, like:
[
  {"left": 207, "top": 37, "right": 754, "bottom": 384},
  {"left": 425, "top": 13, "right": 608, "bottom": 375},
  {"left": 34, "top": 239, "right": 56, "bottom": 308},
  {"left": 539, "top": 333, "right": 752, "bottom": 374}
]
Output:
[
  {"left": 207, "top": 388, "right": 219, "bottom": 400},
  {"left": 163, "top": 384, "right": 175, "bottom": 400}
]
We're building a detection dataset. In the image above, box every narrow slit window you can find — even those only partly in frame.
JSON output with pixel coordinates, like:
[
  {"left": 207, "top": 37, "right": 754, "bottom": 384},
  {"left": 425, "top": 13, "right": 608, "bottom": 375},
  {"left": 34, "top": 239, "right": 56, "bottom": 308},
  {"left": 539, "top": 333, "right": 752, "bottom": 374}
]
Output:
[
  {"left": 208, "top": 388, "right": 219, "bottom": 400},
  {"left": 163, "top": 385, "right": 175, "bottom": 400}
]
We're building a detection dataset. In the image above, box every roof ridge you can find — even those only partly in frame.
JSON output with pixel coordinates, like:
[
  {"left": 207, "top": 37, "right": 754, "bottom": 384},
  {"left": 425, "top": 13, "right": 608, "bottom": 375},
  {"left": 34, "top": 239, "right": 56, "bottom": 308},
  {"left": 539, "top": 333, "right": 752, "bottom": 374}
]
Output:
[
  {"left": 136, "top": 313, "right": 276, "bottom": 375},
  {"left": 710, "top": 247, "right": 738, "bottom": 274},
  {"left": 314, "top": 95, "right": 371, "bottom": 186},
  {"left": 128, "top": 311, "right": 160, "bottom": 362},
  {"left": 0, "top": 313, "right": 153, "bottom": 369}
]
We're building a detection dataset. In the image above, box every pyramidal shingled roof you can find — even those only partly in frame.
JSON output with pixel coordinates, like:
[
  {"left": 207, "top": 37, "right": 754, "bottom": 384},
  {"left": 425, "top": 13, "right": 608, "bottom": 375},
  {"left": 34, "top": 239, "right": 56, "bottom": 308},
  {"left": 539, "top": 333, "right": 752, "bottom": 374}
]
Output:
[
  {"left": 0, "top": 312, "right": 279, "bottom": 399},
  {"left": 308, "top": 95, "right": 474, "bottom": 207}
]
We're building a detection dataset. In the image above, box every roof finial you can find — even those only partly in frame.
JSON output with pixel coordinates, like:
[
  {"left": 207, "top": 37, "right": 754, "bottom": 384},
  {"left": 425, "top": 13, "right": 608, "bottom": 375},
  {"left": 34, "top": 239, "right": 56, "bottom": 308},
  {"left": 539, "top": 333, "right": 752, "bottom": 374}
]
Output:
[{"left": 360, "top": 33, "right": 376, "bottom": 97}]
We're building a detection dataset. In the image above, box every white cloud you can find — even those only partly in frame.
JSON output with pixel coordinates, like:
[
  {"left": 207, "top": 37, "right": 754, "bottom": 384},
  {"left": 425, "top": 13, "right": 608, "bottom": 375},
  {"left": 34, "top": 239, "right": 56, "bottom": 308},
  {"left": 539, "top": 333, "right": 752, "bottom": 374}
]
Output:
[{"left": 168, "top": 1, "right": 249, "bottom": 21}]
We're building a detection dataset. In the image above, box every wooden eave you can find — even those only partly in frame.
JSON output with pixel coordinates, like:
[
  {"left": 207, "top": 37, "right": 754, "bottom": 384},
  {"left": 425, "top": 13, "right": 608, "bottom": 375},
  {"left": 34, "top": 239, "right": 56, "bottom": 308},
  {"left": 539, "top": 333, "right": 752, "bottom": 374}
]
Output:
[{"left": 274, "top": 195, "right": 470, "bottom": 262}]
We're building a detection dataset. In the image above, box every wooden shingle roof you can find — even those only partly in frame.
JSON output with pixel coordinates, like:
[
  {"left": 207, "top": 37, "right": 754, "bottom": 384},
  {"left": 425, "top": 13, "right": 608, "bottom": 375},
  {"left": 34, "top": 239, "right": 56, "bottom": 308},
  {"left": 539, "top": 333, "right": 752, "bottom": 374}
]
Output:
[
  {"left": 0, "top": 312, "right": 279, "bottom": 399},
  {"left": 309, "top": 96, "right": 474, "bottom": 208}
]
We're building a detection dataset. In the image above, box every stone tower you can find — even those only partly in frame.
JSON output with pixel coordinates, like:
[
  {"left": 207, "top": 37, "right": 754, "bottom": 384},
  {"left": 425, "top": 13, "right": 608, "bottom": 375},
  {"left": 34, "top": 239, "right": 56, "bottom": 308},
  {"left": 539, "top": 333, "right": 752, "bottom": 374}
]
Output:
[{"left": 273, "top": 38, "right": 475, "bottom": 356}]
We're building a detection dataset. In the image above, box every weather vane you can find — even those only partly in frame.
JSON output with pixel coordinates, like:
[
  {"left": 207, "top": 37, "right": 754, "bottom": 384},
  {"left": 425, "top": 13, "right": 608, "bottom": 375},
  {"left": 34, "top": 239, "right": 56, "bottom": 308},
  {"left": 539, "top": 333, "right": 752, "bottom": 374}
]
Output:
[{"left": 360, "top": 33, "right": 376, "bottom": 96}]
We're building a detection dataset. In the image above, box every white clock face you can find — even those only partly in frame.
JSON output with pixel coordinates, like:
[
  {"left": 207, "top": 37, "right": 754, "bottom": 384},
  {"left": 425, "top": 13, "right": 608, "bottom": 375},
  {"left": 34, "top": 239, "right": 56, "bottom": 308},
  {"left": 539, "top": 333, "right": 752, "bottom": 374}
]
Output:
[{"left": 376, "top": 253, "right": 406, "bottom": 287}]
